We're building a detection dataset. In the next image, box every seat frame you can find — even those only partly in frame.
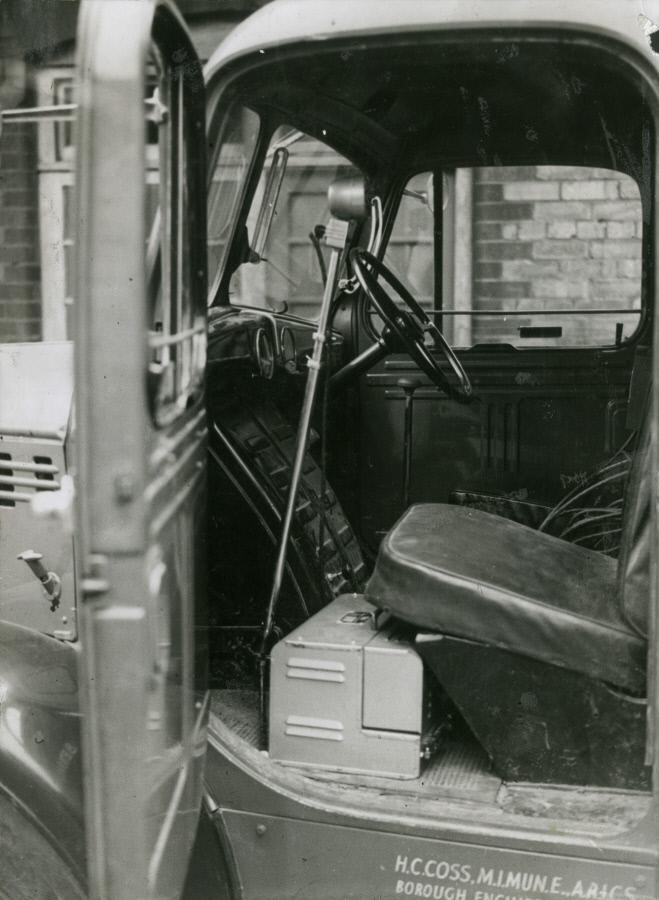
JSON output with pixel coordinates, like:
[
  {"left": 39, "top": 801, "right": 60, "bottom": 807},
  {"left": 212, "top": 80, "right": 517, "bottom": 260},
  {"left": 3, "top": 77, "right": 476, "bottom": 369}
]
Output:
[
  {"left": 365, "top": 397, "right": 651, "bottom": 788},
  {"left": 416, "top": 633, "right": 649, "bottom": 788}
]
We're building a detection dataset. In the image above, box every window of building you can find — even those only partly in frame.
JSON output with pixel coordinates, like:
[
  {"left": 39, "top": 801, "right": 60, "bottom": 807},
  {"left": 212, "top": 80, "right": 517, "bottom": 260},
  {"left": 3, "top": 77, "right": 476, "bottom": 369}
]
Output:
[
  {"left": 0, "top": 63, "right": 75, "bottom": 343},
  {"left": 32, "top": 66, "right": 162, "bottom": 343}
]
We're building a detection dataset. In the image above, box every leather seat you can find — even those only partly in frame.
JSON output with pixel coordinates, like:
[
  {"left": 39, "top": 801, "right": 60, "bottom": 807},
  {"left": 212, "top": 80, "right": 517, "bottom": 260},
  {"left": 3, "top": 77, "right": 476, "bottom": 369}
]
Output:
[
  {"left": 366, "top": 405, "right": 651, "bottom": 695},
  {"left": 365, "top": 410, "right": 651, "bottom": 787},
  {"left": 366, "top": 502, "right": 644, "bottom": 692}
]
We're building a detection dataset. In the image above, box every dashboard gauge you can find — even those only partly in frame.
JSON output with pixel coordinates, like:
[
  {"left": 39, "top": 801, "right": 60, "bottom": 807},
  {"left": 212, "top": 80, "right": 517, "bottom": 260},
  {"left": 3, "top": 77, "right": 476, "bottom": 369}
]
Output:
[
  {"left": 254, "top": 327, "right": 275, "bottom": 379},
  {"left": 280, "top": 326, "right": 297, "bottom": 372}
]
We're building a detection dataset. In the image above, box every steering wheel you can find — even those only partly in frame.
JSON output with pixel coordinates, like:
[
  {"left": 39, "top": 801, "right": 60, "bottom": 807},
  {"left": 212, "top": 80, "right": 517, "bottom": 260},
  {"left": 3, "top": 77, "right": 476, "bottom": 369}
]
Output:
[{"left": 350, "top": 248, "right": 473, "bottom": 403}]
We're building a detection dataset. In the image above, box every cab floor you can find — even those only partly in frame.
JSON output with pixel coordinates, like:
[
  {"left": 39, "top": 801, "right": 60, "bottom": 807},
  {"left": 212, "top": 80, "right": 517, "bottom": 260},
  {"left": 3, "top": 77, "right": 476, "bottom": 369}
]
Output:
[{"left": 209, "top": 688, "right": 650, "bottom": 836}]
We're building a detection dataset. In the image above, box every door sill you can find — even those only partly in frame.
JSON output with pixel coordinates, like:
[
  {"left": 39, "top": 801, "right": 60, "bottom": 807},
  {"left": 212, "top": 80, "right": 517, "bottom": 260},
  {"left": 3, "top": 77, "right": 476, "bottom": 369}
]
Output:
[{"left": 208, "top": 688, "right": 651, "bottom": 843}]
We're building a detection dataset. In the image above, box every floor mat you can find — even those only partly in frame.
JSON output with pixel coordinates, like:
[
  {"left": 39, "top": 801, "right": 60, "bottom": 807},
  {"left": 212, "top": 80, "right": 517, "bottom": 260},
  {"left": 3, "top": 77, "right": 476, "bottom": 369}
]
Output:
[
  {"left": 210, "top": 688, "right": 500, "bottom": 802},
  {"left": 211, "top": 689, "right": 260, "bottom": 747}
]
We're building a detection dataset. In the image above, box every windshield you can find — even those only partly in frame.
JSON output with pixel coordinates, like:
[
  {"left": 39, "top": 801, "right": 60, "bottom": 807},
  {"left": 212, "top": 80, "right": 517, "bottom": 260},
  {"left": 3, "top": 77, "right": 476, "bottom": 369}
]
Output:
[{"left": 209, "top": 118, "right": 358, "bottom": 320}]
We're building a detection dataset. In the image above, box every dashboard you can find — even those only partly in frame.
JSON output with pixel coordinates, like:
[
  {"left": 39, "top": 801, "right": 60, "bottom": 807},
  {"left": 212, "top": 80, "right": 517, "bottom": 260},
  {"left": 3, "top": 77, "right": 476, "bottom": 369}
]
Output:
[{"left": 207, "top": 306, "right": 344, "bottom": 382}]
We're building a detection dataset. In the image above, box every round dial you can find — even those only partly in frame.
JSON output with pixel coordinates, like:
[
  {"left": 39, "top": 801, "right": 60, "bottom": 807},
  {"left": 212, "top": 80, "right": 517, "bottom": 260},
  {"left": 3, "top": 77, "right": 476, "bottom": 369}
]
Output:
[
  {"left": 280, "top": 326, "right": 297, "bottom": 372},
  {"left": 254, "top": 327, "right": 275, "bottom": 379}
]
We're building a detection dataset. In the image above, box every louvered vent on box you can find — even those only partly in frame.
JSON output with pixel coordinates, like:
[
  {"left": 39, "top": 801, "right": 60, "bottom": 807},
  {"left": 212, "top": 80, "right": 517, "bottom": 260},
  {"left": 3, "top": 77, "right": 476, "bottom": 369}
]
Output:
[{"left": 0, "top": 453, "right": 59, "bottom": 508}]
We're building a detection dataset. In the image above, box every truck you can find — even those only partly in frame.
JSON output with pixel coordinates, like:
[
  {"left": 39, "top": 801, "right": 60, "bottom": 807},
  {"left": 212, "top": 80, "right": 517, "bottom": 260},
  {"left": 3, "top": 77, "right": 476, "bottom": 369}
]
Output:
[{"left": 0, "top": 0, "right": 658, "bottom": 897}]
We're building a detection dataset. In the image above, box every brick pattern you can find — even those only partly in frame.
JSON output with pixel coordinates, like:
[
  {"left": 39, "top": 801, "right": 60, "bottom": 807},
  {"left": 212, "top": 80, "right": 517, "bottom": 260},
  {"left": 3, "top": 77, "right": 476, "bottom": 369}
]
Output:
[
  {"left": 472, "top": 166, "right": 642, "bottom": 346},
  {"left": 0, "top": 116, "right": 41, "bottom": 342}
]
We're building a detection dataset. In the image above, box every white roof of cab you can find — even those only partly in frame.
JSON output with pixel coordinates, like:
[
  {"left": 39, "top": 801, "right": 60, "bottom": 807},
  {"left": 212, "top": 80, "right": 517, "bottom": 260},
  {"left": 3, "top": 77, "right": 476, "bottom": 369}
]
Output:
[{"left": 206, "top": 0, "right": 659, "bottom": 80}]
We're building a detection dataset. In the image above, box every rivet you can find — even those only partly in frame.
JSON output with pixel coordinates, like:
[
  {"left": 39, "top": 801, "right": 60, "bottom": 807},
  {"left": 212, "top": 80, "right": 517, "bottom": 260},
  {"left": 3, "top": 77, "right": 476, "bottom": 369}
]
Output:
[
  {"left": 256, "top": 824, "right": 267, "bottom": 836},
  {"left": 114, "top": 473, "right": 136, "bottom": 503}
]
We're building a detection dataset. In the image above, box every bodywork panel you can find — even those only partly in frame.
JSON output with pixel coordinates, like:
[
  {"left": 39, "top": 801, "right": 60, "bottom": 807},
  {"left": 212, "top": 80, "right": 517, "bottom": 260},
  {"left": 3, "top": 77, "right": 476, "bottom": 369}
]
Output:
[
  {"left": 73, "top": 2, "right": 209, "bottom": 897},
  {"left": 0, "top": 342, "right": 75, "bottom": 638},
  {"left": 0, "top": 620, "right": 84, "bottom": 881},
  {"left": 219, "top": 809, "right": 655, "bottom": 900}
]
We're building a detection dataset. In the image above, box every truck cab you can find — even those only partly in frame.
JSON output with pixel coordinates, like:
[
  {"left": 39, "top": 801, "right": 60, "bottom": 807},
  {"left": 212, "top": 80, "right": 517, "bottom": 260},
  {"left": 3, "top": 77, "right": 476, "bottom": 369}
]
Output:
[
  {"left": 0, "top": 2, "right": 208, "bottom": 897},
  {"left": 202, "top": 2, "right": 659, "bottom": 897},
  {"left": 1, "top": 1, "right": 659, "bottom": 898}
]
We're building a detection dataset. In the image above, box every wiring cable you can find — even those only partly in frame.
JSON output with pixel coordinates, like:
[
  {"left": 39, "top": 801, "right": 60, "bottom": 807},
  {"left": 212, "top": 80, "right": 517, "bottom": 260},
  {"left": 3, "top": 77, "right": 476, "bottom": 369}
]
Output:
[{"left": 537, "top": 430, "right": 638, "bottom": 555}]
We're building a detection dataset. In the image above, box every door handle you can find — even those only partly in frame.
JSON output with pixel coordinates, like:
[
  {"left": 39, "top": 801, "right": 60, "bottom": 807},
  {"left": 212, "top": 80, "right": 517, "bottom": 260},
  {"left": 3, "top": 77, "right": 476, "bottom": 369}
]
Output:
[{"left": 17, "top": 550, "right": 61, "bottom": 610}]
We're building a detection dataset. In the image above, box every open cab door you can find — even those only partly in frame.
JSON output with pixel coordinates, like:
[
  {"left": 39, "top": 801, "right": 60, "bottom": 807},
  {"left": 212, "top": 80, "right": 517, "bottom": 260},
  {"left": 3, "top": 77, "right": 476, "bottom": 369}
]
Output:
[{"left": 73, "top": 2, "right": 208, "bottom": 897}]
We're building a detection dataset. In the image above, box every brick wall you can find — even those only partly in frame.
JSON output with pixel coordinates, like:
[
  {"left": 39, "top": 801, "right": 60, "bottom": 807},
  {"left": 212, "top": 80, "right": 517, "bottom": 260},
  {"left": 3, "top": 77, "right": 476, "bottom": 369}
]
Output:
[
  {"left": 0, "top": 112, "right": 42, "bottom": 342},
  {"left": 472, "top": 166, "right": 643, "bottom": 346},
  {"left": 0, "top": 4, "right": 260, "bottom": 345}
]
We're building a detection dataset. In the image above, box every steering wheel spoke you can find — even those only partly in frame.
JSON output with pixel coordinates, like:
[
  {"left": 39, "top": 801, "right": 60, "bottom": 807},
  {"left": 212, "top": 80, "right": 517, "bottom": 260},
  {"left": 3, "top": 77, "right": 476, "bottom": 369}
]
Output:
[{"left": 349, "top": 248, "right": 473, "bottom": 403}]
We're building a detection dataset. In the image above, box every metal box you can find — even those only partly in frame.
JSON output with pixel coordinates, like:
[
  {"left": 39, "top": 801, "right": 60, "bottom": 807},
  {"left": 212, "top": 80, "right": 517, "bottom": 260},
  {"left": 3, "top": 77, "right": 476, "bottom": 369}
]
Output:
[{"left": 269, "top": 594, "right": 425, "bottom": 778}]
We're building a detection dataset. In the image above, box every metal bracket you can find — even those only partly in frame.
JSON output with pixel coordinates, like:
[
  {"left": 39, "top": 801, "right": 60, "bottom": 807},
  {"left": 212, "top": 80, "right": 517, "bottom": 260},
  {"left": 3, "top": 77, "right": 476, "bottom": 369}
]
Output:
[{"left": 81, "top": 554, "right": 110, "bottom": 598}]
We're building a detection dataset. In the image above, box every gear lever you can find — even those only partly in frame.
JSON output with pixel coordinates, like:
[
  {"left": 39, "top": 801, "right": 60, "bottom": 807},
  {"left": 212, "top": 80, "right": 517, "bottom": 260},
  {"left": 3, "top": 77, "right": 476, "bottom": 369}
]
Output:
[{"left": 397, "top": 376, "right": 422, "bottom": 509}]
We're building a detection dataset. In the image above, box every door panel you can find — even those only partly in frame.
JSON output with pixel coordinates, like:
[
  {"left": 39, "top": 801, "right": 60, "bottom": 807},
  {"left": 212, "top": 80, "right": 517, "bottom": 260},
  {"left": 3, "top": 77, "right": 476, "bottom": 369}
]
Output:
[{"left": 73, "top": 3, "right": 208, "bottom": 898}]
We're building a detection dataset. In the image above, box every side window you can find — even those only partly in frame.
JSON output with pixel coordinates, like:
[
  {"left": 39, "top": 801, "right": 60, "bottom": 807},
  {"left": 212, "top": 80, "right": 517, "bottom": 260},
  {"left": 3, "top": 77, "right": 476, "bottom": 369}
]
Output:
[
  {"left": 147, "top": 45, "right": 206, "bottom": 427},
  {"left": 386, "top": 166, "right": 643, "bottom": 348}
]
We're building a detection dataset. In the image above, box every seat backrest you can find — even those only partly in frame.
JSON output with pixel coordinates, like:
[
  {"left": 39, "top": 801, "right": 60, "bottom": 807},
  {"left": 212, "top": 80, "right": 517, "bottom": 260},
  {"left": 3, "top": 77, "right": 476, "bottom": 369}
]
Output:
[{"left": 618, "top": 396, "right": 652, "bottom": 637}]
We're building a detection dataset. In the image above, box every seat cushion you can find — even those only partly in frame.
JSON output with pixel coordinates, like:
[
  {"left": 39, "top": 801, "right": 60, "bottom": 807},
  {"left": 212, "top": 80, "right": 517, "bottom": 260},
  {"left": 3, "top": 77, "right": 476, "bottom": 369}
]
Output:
[{"left": 366, "top": 503, "right": 646, "bottom": 693}]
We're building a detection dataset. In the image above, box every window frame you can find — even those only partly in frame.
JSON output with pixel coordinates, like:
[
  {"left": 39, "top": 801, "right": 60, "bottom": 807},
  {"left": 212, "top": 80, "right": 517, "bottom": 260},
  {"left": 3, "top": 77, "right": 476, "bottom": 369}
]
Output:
[{"left": 145, "top": 39, "right": 207, "bottom": 429}]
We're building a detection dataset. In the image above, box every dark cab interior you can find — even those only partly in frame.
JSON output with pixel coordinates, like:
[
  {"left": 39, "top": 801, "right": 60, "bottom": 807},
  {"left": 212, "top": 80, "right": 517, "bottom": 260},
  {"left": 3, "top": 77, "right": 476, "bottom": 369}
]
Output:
[{"left": 204, "top": 27, "right": 655, "bottom": 803}]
